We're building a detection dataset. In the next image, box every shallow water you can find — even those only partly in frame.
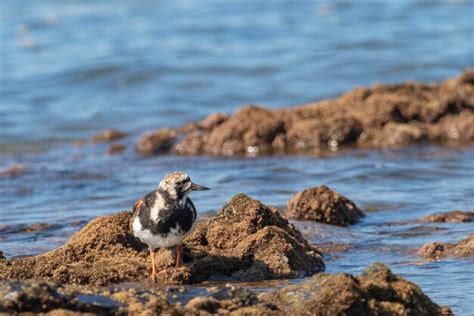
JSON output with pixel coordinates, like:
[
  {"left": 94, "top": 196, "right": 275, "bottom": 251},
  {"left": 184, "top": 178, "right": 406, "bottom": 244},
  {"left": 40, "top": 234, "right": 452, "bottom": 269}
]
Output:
[
  {"left": 1, "top": 0, "right": 473, "bottom": 154},
  {"left": 1, "top": 145, "right": 474, "bottom": 313},
  {"left": 1, "top": 0, "right": 474, "bottom": 314}
]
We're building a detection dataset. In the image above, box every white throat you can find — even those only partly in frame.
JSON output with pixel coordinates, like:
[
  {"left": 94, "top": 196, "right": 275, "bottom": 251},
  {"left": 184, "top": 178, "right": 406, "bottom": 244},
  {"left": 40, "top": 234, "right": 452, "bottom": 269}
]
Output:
[{"left": 179, "top": 191, "right": 190, "bottom": 207}]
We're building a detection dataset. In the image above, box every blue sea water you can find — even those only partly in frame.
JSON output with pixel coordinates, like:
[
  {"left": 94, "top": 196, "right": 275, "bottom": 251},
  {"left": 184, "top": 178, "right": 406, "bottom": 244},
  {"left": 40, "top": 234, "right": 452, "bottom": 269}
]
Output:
[{"left": 1, "top": 0, "right": 473, "bottom": 313}]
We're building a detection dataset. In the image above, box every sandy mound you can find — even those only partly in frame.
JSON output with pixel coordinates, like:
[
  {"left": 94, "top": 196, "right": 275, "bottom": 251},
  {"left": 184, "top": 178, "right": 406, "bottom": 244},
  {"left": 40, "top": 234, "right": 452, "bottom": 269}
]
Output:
[
  {"left": 0, "top": 195, "right": 323, "bottom": 286},
  {"left": 418, "top": 234, "right": 474, "bottom": 261},
  {"left": 134, "top": 69, "right": 474, "bottom": 156},
  {"left": 422, "top": 210, "right": 474, "bottom": 223},
  {"left": 287, "top": 185, "right": 364, "bottom": 226},
  {"left": 260, "top": 263, "right": 452, "bottom": 316}
]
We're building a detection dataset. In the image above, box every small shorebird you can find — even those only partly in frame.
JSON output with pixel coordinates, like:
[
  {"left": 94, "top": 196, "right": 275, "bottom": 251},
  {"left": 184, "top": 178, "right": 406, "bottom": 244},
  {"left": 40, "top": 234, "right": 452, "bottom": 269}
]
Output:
[{"left": 130, "top": 171, "right": 209, "bottom": 282}]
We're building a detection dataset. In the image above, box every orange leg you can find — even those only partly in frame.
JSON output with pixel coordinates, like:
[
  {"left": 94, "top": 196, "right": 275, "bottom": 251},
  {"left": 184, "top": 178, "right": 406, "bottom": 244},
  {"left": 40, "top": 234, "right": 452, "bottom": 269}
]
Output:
[
  {"left": 176, "top": 244, "right": 182, "bottom": 267},
  {"left": 149, "top": 249, "right": 157, "bottom": 282}
]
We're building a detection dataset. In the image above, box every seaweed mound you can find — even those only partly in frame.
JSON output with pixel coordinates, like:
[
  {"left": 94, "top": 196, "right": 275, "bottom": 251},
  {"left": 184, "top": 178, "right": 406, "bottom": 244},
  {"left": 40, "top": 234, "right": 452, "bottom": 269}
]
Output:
[
  {"left": 179, "top": 193, "right": 324, "bottom": 283},
  {"left": 0, "top": 280, "right": 276, "bottom": 315},
  {"left": 135, "top": 69, "right": 474, "bottom": 156},
  {"left": 175, "top": 106, "right": 285, "bottom": 156},
  {"left": 0, "top": 195, "right": 323, "bottom": 286},
  {"left": 418, "top": 234, "right": 474, "bottom": 261},
  {"left": 422, "top": 210, "right": 474, "bottom": 223},
  {"left": 0, "top": 212, "right": 148, "bottom": 286},
  {"left": 287, "top": 185, "right": 364, "bottom": 226},
  {"left": 0, "top": 264, "right": 452, "bottom": 316},
  {"left": 1, "top": 264, "right": 450, "bottom": 315},
  {"left": 135, "top": 128, "right": 177, "bottom": 155},
  {"left": 260, "top": 263, "right": 452, "bottom": 316}
]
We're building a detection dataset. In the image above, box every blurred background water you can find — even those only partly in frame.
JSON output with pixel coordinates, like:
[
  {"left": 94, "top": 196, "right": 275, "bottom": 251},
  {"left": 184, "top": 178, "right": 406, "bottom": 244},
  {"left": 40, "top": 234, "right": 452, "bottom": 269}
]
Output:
[
  {"left": 1, "top": 0, "right": 473, "bottom": 313},
  {"left": 1, "top": 0, "right": 473, "bottom": 154}
]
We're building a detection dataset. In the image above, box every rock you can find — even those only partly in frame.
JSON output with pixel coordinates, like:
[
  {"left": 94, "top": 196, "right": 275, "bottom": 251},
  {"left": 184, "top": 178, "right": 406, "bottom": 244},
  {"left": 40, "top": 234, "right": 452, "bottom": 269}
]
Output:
[
  {"left": 0, "top": 211, "right": 148, "bottom": 286},
  {"left": 136, "top": 69, "right": 474, "bottom": 156},
  {"left": 285, "top": 116, "right": 363, "bottom": 152},
  {"left": 260, "top": 263, "right": 452, "bottom": 316},
  {"left": 0, "top": 280, "right": 122, "bottom": 314},
  {"left": 0, "top": 265, "right": 450, "bottom": 315},
  {"left": 360, "top": 122, "right": 424, "bottom": 148},
  {"left": 21, "top": 223, "right": 54, "bottom": 233},
  {"left": 287, "top": 185, "right": 364, "bottom": 226},
  {"left": 418, "top": 234, "right": 474, "bottom": 261},
  {"left": 393, "top": 225, "right": 447, "bottom": 238},
  {"left": 0, "top": 251, "right": 4, "bottom": 260},
  {"left": 317, "top": 242, "right": 353, "bottom": 254},
  {"left": 429, "top": 110, "right": 474, "bottom": 142},
  {"left": 174, "top": 106, "right": 285, "bottom": 156},
  {"left": 0, "top": 280, "right": 275, "bottom": 315},
  {"left": 458, "top": 68, "right": 474, "bottom": 84},
  {"left": 0, "top": 195, "right": 324, "bottom": 286},
  {"left": 423, "top": 210, "right": 474, "bottom": 223},
  {"left": 107, "top": 143, "right": 126, "bottom": 155},
  {"left": 90, "top": 129, "right": 128, "bottom": 143},
  {"left": 135, "top": 128, "right": 177, "bottom": 155},
  {"left": 197, "top": 112, "right": 229, "bottom": 130},
  {"left": 181, "top": 194, "right": 324, "bottom": 283},
  {"left": 185, "top": 285, "right": 276, "bottom": 315}
]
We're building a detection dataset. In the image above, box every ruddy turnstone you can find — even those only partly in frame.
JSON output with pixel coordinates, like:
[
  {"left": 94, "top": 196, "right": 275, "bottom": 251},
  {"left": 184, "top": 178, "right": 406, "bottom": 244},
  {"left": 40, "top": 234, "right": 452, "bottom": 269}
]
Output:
[{"left": 130, "top": 171, "right": 209, "bottom": 282}]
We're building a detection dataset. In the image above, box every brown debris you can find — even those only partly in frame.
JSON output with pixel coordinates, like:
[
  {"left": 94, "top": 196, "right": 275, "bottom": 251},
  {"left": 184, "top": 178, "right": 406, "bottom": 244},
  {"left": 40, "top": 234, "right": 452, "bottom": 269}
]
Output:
[
  {"left": 418, "top": 234, "right": 474, "bottom": 261},
  {"left": 260, "top": 263, "right": 452, "bottom": 316},
  {"left": 135, "top": 128, "right": 178, "bottom": 155},
  {"left": 0, "top": 165, "right": 27, "bottom": 178},
  {"left": 423, "top": 210, "right": 474, "bottom": 223},
  {"left": 317, "top": 242, "right": 353, "bottom": 254},
  {"left": 90, "top": 129, "right": 128, "bottom": 143},
  {"left": 21, "top": 223, "right": 54, "bottom": 233},
  {"left": 0, "top": 194, "right": 324, "bottom": 286},
  {"left": 107, "top": 143, "right": 126, "bottom": 155},
  {"left": 287, "top": 185, "right": 364, "bottom": 226},
  {"left": 136, "top": 69, "right": 474, "bottom": 156}
]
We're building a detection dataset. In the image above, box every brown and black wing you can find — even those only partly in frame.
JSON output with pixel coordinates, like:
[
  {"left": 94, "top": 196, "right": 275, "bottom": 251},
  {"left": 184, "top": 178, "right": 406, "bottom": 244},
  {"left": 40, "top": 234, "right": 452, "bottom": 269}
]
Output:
[
  {"left": 129, "top": 199, "right": 145, "bottom": 235},
  {"left": 129, "top": 190, "right": 158, "bottom": 234}
]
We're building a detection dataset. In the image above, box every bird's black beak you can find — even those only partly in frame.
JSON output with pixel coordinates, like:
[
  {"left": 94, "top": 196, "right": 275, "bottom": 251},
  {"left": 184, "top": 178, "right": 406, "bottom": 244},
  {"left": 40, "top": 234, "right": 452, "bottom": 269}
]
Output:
[{"left": 190, "top": 183, "right": 210, "bottom": 191}]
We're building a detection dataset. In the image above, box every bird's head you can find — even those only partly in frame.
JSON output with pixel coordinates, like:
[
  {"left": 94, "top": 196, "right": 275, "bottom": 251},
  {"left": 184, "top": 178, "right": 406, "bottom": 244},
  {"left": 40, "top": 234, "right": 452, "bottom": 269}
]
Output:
[{"left": 159, "top": 171, "right": 209, "bottom": 200}]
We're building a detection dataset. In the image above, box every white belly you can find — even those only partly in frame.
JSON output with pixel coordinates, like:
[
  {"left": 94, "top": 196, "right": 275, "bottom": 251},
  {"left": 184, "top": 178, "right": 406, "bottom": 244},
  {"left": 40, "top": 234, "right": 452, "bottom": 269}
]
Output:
[{"left": 132, "top": 216, "right": 190, "bottom": 249}]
